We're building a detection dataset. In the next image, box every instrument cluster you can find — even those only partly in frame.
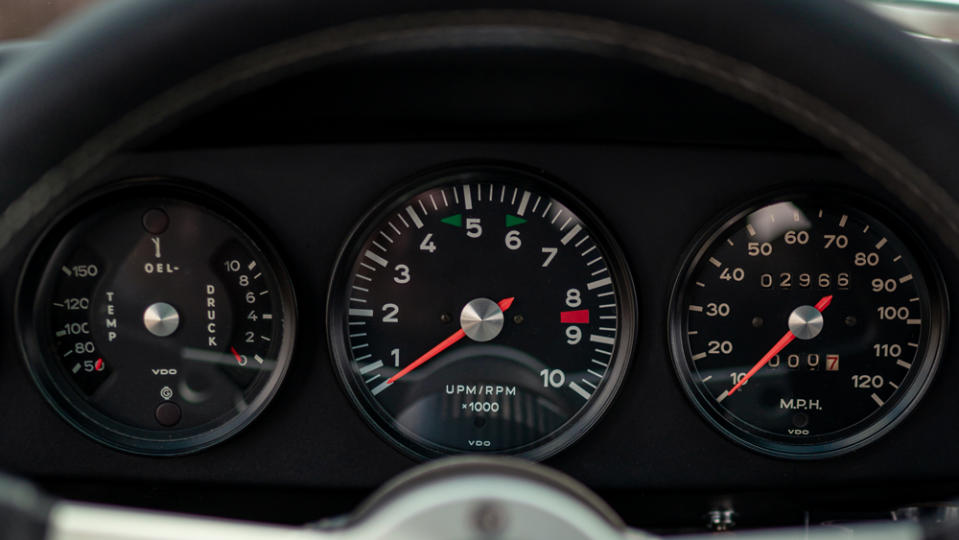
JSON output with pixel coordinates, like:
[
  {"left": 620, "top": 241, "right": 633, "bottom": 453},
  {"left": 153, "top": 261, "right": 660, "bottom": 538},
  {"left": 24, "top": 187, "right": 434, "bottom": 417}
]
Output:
[{"left": 13, "top": 161, "right": 949, "bottom": 464}]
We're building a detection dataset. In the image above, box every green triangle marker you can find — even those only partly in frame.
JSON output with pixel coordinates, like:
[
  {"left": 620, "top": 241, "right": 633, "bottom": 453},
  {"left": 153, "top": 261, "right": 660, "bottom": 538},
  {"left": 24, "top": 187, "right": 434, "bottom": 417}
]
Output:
[
  {"left": 441, "top": 214, "right": 463, "bottom": 227},
  {"left": 506, "top": 214, "right": 527, "bottom": 227}
]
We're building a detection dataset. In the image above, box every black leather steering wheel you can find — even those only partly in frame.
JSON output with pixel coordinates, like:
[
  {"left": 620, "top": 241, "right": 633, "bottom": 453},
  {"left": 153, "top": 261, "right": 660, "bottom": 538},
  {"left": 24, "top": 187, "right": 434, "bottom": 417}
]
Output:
[{"left": 0, "top": 0, "right": 958, "bottom": 265}]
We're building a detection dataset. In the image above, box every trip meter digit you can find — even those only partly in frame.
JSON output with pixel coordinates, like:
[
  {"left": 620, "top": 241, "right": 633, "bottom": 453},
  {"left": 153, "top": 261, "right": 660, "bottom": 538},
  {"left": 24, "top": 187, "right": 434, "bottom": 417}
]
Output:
[
  {"left": 669, "top": 193, "right": 947, "bottom": 458},
  {"left": 17, "top": 181, "right": 296, "bottom": 455},
  {"left": 328, "top": 165, "right": 636, "bottom": 460}
]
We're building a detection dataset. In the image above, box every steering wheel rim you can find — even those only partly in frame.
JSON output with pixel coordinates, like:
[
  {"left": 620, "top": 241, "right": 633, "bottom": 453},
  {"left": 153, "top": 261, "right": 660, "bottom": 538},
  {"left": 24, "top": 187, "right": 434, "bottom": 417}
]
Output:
[{"left": 0, "top": 1, "right": 958, "bottom": 267}]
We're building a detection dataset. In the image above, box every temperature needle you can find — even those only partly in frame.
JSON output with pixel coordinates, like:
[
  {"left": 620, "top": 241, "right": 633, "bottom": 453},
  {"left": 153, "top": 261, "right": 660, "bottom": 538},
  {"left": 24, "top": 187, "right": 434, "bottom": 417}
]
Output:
[
  {"left": 387, "top": 297, "right": 514, "bottom": 384},
  {"left": 727, "top": 295, "right": 832, "bottom": 396}
]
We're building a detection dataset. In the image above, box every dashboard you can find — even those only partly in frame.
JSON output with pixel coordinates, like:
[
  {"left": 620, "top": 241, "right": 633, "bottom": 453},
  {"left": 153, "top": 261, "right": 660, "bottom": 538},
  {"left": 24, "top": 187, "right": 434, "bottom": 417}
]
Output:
[{"left": 2, "top": 1, "right": 959, "bottom": 536}]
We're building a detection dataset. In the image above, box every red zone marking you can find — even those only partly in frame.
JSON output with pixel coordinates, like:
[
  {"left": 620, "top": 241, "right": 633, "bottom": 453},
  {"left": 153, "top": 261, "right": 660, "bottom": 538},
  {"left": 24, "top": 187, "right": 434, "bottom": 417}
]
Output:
[
  {"left": 94, "top": 358, "right": 104, "bottom": 371},
  {"left": 560, "top": 310, "right": 590, "bottom": 324}
]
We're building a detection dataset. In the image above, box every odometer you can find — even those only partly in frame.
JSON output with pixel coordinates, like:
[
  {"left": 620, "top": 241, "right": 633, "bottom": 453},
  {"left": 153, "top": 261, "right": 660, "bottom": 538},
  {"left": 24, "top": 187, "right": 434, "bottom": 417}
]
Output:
[
  {"left": 669, "top": 193, "right": 947, "bottom": 458},
  {"left": 328, "top": 165, "right": 636, "bottom": 460}
]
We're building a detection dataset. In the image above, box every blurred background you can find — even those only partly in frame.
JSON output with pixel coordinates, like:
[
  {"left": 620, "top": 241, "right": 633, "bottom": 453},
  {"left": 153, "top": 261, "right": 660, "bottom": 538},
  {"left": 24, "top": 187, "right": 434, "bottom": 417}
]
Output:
[
  {"left": 0, "top": 0, "right": 956, "bottom": 42},
  {"left": 0, "top": 0, "right": 99, "bottom": 40}
]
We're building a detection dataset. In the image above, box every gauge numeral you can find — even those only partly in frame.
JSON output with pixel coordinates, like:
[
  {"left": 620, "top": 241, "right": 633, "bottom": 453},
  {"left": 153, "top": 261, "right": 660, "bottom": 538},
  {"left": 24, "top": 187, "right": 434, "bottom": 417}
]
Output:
[
  {"left": 419, "top": 234, "right": 437, "bottom": 253},
  {"left": 705, "top": 303, "right": 730, "bottom": 317},
  {"left": 719, "top": 267, "right": 744, "bottom": 281},
  {"left": 747, "top": 242, "right": 773, "bottom": 256},
  {"left": 852, "top": 375, "right": 884, "bottom": 389},
  {"left": 381, "top": 303, "right": 399, "bottom": 323},
  {"left": 871, "top": 278, "right": 897, "bottom": 292},
  {"left": 540, "top": 368, "right": 566, "bottom": 388},
  {"left": 393, "top": 264, "right": 411, "bottom": 284},
  {"left": 466, "top": 218, "right": 483, "bottom": 238},
  {"left": 707, "top": 340, "right": 733, "bottom": 355},
  {"left": 505, "top": 230, "right": 522, "bottom": 250},
  {"left": 874, "top": 344, "right": 902, "bottom": 357},
  {"left": 823, "top": 234, "right": 848, "bottom": 249},
  {"left": 62, "top": 322, "right": 90, "bottom": 335},
  {"left": 566, "top": 288, "right": 582, "bottom": 308},
  {"left": 63, "top": 297, "right": 90, "bottom": 310},
  {"left": 69, "top": 265, "right": 99, "bottom": 278},
  {"left": 877, "top": 306, "right": 910, "bottom": 320},
  {"left": 541, "top": 247, "right": 558, "bottom": 267},
  {"left": 565, "top": 326, "right": 582, "bottom": 345},
  {"left": 854, "top": 251, "right": 880, "bottom": 266},
  {"left": 390, "top": 348, "right": 400, "bottom": 367},
  {"left": 784, "top": 230, "right": 809, "bottom": 245}
]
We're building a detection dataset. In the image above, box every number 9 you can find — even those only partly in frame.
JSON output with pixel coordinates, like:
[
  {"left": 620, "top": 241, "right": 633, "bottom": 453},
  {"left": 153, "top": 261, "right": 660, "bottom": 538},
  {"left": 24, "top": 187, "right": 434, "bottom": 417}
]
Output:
[{"left": 566, "top": 326, "right": 582, "bottom": 345}]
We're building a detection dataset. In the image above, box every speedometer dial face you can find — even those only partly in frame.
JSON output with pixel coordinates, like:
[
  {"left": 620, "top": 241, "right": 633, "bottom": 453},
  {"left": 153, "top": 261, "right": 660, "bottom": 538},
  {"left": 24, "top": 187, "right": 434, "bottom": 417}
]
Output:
[
  {"left": 328, "top": 166, "right": 636, "bottom": 459},
  {"left": 669, "top": 194, "right": 947, "bottom": 458}
]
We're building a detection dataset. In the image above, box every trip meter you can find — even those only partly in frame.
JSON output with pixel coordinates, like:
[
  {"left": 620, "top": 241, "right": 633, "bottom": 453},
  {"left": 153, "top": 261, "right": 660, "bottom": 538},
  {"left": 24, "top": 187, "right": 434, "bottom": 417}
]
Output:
[
  {"left": 669, "top": 193, "right": 947, "bottom": 458},
  {"left": 17, "top": 181, "right": 296, "bottom": 455},
  {"left": 328, "top": 165, "right": 636, "bottom": 460}
]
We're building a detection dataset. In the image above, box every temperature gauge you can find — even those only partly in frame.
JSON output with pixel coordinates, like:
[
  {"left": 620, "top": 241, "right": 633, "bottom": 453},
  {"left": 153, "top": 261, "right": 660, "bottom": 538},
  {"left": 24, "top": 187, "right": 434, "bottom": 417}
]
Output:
[{"left": 17, "top": 182, "right": 296, "bottom": 455}]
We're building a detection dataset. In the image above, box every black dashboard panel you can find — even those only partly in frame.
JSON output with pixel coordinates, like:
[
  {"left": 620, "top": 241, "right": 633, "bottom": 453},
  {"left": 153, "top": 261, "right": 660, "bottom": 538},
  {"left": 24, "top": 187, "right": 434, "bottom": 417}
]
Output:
[{"left": 2, "top": 143, "right": 957, "bottom": 504}]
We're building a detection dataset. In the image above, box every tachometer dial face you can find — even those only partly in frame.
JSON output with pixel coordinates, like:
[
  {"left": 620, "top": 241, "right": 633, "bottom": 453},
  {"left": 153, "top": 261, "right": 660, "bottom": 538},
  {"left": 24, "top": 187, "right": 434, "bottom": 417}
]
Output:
[
  {"left": 17, "top": 182, "right": 296, "bottom": 455},
  {"left": 669, "top": 194, "right": 947, "bottom": 458},
  {"left": 328, "top": 166, "right": 636, "bottom": 459}
]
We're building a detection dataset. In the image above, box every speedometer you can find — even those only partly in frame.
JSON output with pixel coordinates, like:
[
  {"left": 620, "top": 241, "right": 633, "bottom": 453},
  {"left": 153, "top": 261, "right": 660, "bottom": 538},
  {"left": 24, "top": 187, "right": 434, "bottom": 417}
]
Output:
[
  {"left": 328, "top": 165, "right": 636, "bottom": 460},
  {"left": 669, "top": 193, "right": 947, "bottom": 458}
]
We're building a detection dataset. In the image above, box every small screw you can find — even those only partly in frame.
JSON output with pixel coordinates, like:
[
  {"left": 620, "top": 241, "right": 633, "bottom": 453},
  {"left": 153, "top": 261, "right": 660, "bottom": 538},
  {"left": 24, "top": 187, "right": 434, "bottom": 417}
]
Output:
[
  {"left": 752, "top": 317, "right": 764, "bottom": 328},
  {"left": 440, "top": 313, "right": 452, "bottom": 323},
  {"left": 845, "top": 316, "right": 857, "bottom": 327},
  {"left": 513, "top": 314, "right": 525, "bottom": 324}
]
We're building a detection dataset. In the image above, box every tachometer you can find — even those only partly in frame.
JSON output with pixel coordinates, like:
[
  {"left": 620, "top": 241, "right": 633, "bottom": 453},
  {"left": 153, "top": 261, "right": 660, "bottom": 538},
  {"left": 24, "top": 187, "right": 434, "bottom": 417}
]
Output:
[
  {"left": 328, "top": 165, "right": 636, "bottom": 460},
  {"left": 669, "top": 193, "right": 947, "bottom": 458},
  {"left": 17, "top": 181, "right": 296, "bottom": 455}
]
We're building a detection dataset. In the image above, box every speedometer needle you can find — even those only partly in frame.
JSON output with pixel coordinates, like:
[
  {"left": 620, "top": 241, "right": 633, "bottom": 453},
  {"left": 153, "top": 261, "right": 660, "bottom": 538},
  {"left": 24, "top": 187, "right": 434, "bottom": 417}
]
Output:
[
  {"left": 387, "top": 297, "right": 515, "bottom": 385},
  {"left": 727, "top": 295, "right": 833, "bottom": 396}
]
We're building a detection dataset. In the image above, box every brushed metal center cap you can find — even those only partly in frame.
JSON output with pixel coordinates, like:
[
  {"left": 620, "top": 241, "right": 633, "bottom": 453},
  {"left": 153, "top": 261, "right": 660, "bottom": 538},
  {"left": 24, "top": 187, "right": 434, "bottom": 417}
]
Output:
[
  {"left": 143, "top": 302, "right": 180, "bottom": 338},
  {"left": 788, "top": 305, "right": 824, "bottom": 340},
  {"left": 460, "top": 298, "right": 505, "bottom": 342}
]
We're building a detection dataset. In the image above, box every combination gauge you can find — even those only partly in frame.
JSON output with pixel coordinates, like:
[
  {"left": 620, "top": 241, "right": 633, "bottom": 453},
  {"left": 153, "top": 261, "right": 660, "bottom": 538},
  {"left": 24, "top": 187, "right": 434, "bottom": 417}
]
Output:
[
  {"left": 328, "top": 165, "right": 637, "bottom": 460},
  {"left": 17, "top": 182, "right": 296, "bottom": 455},
  {"left": 669, "top": 193, "right": 947, "bottom": 458}
]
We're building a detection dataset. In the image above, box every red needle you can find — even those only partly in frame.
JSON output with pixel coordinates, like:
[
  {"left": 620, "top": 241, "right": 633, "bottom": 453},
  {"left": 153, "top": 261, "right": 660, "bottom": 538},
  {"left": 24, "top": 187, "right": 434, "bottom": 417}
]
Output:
[
  {"left": 727, "top": 295, "right": 833, "bottom": 396},
  {"left": 229, "top": 346, "right": 244, "bottom": 366},
  {"left": 387, "top": 297, "right": 515, "bottom": 385}
]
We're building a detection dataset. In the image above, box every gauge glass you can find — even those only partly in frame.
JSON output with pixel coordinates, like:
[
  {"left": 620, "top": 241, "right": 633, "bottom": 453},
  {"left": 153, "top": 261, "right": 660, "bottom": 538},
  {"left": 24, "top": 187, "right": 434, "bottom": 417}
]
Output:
[
  {"left": 17, "top": 182, "right": 296, "bottom": 455},
  {"left": 328, "top": 166, "right": 636, "bottom": 459},
  {"left": 669, "top": 194, "right": 946, "bottom": 458}
]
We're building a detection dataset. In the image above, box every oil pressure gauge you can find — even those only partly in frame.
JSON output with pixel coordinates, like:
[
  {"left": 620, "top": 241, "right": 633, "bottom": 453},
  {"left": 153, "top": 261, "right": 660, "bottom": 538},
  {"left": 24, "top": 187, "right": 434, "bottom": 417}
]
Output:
[
  {"left": 17, "top": 181, "right": 296, "bottom": 455},
  {"left": 669, "top": 192, "right": 947, "bottom": 458}
]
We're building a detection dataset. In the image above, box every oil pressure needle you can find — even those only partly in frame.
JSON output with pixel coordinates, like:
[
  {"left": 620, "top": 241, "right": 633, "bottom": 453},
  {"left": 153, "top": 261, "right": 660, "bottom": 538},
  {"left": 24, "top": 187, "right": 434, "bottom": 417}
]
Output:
[
  {"left": 727, "top": 295, "right": 833, "bottom": 396},
  {"left": 387, "top": 297, "right": 515, "bottom": 385}
]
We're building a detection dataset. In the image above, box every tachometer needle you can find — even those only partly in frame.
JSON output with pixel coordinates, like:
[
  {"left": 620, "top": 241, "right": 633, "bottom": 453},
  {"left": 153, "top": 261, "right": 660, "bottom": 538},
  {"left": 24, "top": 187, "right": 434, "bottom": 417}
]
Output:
[
  {"left": 727, "top": 295, "right": 832, "bottom": 396},
  {"left": 387, "top": 297, "right": 515, "bottom": 385}
]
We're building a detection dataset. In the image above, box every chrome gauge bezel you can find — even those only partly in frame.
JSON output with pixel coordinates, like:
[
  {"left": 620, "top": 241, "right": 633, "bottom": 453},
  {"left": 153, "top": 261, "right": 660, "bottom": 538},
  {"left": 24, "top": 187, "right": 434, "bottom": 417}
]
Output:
[
  {"left": 326, "top": 163, "right": 638, "bottom": 461},
  {"left": 15, "top": 179, "right": 298, "bottom": 456},
  {"left": 667, "top": 189, "right": 948, "bottom": 459}
]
